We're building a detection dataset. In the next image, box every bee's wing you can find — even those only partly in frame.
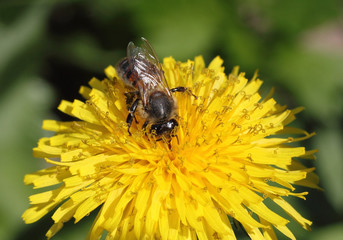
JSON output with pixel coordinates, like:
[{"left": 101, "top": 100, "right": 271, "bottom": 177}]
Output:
[
  {"left": 127, "top": 38, "right": 172, "bottom": 106},
  {"left": 140, "top": 38, "right": 170, "bottom": 87}
]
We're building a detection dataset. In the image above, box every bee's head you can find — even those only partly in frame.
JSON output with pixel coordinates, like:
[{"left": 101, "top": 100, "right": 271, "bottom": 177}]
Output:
[{"left": 150, "top": 119, "right": 178, "bottom": 136}]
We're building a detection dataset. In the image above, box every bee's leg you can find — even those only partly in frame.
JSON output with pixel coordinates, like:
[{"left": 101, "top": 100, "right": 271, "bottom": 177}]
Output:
[
  {"left": 134, "top": 116, "right": 138, "bottom": 124},
  {"left": 126, "top": 98, "right": 139, "bottom": 135},
  {"left": 124, "top": 90, "right": 139, "bottom": 98},
  {"left": 142, "top": 120, "right": 149, "bottom": 131},
  {"left": 125, "top": 91, "right": 139, "bottom": 124},
  {"left": 157, "top": 136, "right": 174, "bottom": 150},
  {"left": 172, "top": 134, "right": 179, "bottom": 144},
  {"left": 170, "top": 87, "right": 197, "bottom": 99},
  {"left": 142, "top": 121, "right": 150, "bottom": 137},
  {"left": 125, "top": 91, "right": 140, "bottom": 121}
]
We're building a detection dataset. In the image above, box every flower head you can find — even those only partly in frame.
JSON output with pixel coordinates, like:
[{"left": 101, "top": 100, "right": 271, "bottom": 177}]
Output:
[{"left": 23, "top": 56, "right": 319, "bottom": 239}]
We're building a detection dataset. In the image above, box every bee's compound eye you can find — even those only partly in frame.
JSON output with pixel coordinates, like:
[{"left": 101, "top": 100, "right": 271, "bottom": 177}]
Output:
[
  {"left": 168, "top": 119, "right": 178, "bottom": 128},
  {"left": 150, "top": 119, "right": 178, "bottom": 136}
]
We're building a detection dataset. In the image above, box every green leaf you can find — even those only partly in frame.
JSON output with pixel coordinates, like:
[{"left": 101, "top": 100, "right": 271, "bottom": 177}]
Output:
[
  {"left": 131, "top": 0, "right": 225, "bottom": 61},
  {"left": 0, "top": 1, "right": 55, "bottom": 238},
  {"left": 49, "top": 33, "right": 121, "bottom": 72},
  {"left": 269, "top": 47, "right": 343, "bottom": 122},
  {"left": 308, "top": 223, "right": 343, "bottom": 240},
  {"left": 314, "top": 127, "right": 343, "bottom": 213},
  {"left": 0, "top": 77, "right": 54, "bottom": 240},
  {"left": 0, "top": 0, "right": 51, "bottom": 80},
  {"left": 260, "top": 0, "right": 341, "bottom": 36}
]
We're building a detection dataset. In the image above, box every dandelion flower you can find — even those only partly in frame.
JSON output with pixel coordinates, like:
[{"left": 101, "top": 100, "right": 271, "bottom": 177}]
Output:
[{"left": 23, "top": 55, "right": 320, "bottom": 240}]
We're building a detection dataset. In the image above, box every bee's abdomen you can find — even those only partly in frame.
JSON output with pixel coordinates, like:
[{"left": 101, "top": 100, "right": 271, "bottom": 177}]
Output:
[{"left": 116, "top": 58, "right": 137, "bottom": 87}]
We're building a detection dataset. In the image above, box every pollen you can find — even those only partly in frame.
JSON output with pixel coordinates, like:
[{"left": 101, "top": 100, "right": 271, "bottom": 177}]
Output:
[{"left": 23, "top": 56, "right": 320, "bottom": 240}]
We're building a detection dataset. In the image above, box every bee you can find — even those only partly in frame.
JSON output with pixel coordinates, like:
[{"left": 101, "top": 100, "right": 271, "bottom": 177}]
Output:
[{"left": 116, "top": 37, "right": 196, "bottom": 137}]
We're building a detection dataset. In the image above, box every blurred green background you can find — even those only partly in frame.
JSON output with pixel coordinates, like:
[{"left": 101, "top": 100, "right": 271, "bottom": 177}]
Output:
[{"left": 1, "top": 0, "right": 342, "bottom": 239}]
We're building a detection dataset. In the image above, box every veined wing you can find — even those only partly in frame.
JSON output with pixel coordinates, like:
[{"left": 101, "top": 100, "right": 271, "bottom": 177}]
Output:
[{"left": 127, "top": 38, "right": 171, "bottom": 106}]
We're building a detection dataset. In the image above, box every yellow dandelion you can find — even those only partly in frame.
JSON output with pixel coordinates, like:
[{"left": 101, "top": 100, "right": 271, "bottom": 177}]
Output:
[{"left": 23, "top": 55, "right": 320, "bottom": 240}]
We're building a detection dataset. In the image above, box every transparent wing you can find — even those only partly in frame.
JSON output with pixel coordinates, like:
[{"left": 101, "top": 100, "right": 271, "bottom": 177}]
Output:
[
  {"left": 127, "top": 38, "right": 171, "bottom": 106},
  {"left": 140, "top": 37, "right": 169, "bottom": 86}
]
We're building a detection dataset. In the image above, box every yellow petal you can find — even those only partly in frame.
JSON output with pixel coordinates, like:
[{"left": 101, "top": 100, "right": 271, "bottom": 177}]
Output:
[
  {"left": 22, "top": 201, "right": 58, "bottom": 224},
  {"left": 272, "top": 196, "right": 312, "bottom": 230},
  {"left": 46, "top": 222, "right": 64, "bottom": 240},
  {"left": 275, "top": 225, "right": 296, "bottom": 240}
]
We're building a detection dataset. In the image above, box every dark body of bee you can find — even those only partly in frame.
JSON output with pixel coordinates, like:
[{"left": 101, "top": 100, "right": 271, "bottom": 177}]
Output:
[{"left": 116, "top": 37, "right": 196, "bottom": 137}]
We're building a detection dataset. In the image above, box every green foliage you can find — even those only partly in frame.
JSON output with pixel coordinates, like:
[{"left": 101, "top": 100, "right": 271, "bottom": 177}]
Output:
[{"left": 0, "top": 0, "right": 341, "bottom": 239}]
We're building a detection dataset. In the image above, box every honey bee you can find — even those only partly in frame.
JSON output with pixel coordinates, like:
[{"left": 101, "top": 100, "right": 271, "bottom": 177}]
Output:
[{"left": 116, "top": 37, "right": 196, "bottom": 137}]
